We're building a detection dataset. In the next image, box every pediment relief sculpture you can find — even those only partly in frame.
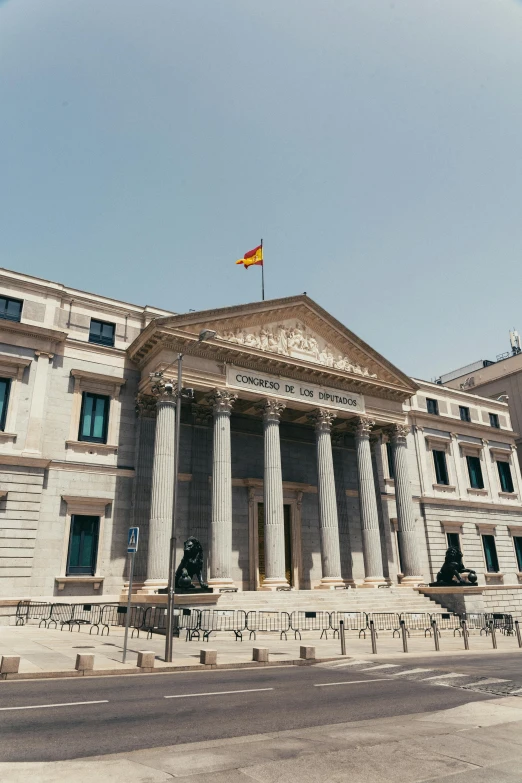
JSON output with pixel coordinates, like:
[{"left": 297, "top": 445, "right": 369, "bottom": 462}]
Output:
[{"left": 214, "top": 321, "right": 377, "bottom": 379}]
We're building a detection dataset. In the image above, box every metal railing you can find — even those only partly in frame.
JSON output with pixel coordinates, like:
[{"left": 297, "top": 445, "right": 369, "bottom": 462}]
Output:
[
  {"left": 330, "top": 611, "right": 368, "bottom": 638},
  {"left": 197, "top": 609, "right": 248, "bottom": 642},
  {"left": 289, "top": 611, "right": 331, "bottom": 640},
  {"left": 246, "top": 611, "right": 291, "bottom": 640}
]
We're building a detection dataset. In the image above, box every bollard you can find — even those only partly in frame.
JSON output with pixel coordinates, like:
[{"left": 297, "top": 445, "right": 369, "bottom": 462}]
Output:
[
  {"left": 200, "top": 649, "right": 217, "bottom": 665},
  {"left": 75, "top": 653, "right": 94, "bottom": 674},
  {"left": 489, "top": 621, "right": 497, "bottom": 650},
  {"left": 137, "top": 651, "right": 156, "bottom": 671},
  {"left": 369, "top": 620, "right": 377, "bottom": 654},
  {"left": 461, "top": 620, "right": 469, "bottom": 650},
  {"left": 0, "top": 655, "right": 20, "bottom": 678},
  {"left": 431, "top": 620, "right": 440, "bottom": 652},
  {"left": 515, "top": 620, "right": 522, "bottom": 649},
  {"left": 300, "top": 646, "right": 315, "bottom": 660},
  {"left": 400, "top": 620, "right": 408, "bottom": 653},
  {"left": 339, "top": 620, "right": 347, "bottom": 656},
  {"left": 252, "top": 647, "right": 269, "bottom": 663}
]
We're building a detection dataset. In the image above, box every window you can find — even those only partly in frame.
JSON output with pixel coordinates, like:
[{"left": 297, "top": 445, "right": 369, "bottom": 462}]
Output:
[
  {"left": 66, "top": 515, "right": 99, "bottom": 575},
  {"left": 459, "top": 406, "right": 471, "bottom": 422},
  {"left": 446, "top": 532, "right": 461, "bottom": 550},
  {"left": 78, "top": 392, "right": 109, "bottom": 443},
  {"left": 466, "top": 455, "right": 484, "bottom": 489},
  {"left": 0, "top": 378, "right": 11, "bottom": 432},
  {"left": 433, "top": 449, "right": 449, "bottom": 485},
  {"left": 0, "top": 296, "right": 22, "bottom": 322},
  {"left": 386, "top": 441, "right": 395, "bottom": 479},
  {"left": 482, "top": 534, "right": 499, "bottom": 573},
  {"left": 89, "top": 319, "right": 115, "bottom": 347},
  {"left": 513, "top": 537, "right": 522, "bottom": 572},
  {"left": 426, "top": 398, "right": 439, "bottom": 415},
  {"left": 489, "top": 413, "right": 500, "bottom": 429},
  {"left": 497, "top": 461, "right": 514, "bottom": 493}
]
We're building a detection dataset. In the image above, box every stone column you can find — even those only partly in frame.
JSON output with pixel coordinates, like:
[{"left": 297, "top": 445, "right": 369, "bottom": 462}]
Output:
[
  {"left": 24, "top": 351, "right": 54, "bottom": 454},
  {"left": 389, "top": 424, "right": 423, "bottom": 584},
  {"left": 133, "top": 395, "right": 157, "bottom": 584},
  {"left": 354, "top": 416, "right": 386, "bottom": 586},
  {"left": 310, "top": 409, "right": 344, "bottom": 588},
  {"left": 144, "top": 376, "right": 177, "bottom": 591},
  {"left": 208, "top": 389, "right": 237, "bottom": 590},
  {"left": 259, "top": 399, "right": 289, "bottom": 590}
]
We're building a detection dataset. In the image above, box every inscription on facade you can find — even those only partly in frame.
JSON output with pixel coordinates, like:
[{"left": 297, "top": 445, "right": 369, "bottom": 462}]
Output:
[{"left": 226, "top": 366, "right": 364, "bottom": 413}]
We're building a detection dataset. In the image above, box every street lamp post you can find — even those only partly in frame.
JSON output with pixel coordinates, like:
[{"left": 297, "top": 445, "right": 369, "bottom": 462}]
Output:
[{"left": 164, "top": 328, "right": 217, "bottom": 663}]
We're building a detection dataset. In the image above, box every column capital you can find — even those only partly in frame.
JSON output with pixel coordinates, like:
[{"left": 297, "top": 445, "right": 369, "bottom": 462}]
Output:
[
  {"left": 309, "top": 408, "right": 336, "bottom": 433},
  {"left": 191, "top": 403, "right": 213, "bottom": 425},
  {"left": 208, "top": 388, "right": 237, "bottom": 414},
  {"left": 258, "top": 398, "right": 286, "bottom": 422},
  {"left": 34, "top": 350, "right": 54, "bottom": 360},
  {"left": 149, "top": 372, "right": 177, "bottom": 399},
  {"left": 135, "top": 394, "right": 157, "bottom": 418},
  {"left": 388, "top": 423, "right": 411, "bottom": 443},
  {"left": 353, "top": 416, "right": 376, "bottom": 438}
]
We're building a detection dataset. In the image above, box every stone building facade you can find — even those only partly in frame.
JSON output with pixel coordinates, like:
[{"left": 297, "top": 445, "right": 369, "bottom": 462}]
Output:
[{"left": 0, "top": 267, "right": 522, "bottom": 599}]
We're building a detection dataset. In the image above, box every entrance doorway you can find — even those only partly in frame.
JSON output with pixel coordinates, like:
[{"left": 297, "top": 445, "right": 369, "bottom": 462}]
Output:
[{"left": 257, "top": 503, "right": 293, "bottom": 586}]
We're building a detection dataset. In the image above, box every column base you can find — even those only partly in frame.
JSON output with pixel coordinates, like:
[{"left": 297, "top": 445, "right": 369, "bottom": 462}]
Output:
[
  {"left": 360, "top": 576, "right": 388, "bottom": 588},
  {"left": 207, "top": 577, "right": 237, "bottom": 592},
  {"left": 315, "top": 577, "right": 346, "bottom": 590},
  {"left": 138, "top": 579, "right": 167, "bottom": 595},
  {"left": 259, "top": 577, "right": 290, "bottom": 591},
  {"left": 398, "top": 574, "right": 425, "bottom": 586}
]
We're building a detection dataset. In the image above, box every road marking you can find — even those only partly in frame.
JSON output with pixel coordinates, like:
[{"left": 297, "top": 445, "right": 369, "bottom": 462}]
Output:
[
  {"left": 316, "top": 660, "right": 370, "bottom": 669},
  {"left": 421, "top": 673, "right": 469, "bottom": 681},
  {"left": 164, "top": 688, "right": 274, "bottom": 699},
  {"left": 359, "top": 664, "right": 400, "bottom": 671},
  {"left": 0, "top": 700, "right": 108, "bottom": 712},
  {"left": 462, "top": 678, "right": 509, "bottom": 687},
  {"left": 314, "top": 679, "right": 389, "bottom": 687},
  {"left": 390, "top": 668, "right": 433, "bottom": 676}
]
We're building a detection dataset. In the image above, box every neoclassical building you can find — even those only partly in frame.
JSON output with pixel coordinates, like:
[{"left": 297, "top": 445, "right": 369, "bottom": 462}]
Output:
[{"left": 0, "top": 267, "right": 522, "bottom": 599}]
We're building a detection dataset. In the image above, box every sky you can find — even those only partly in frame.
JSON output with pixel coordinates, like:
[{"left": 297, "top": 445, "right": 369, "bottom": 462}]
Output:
[{"left": 1, "top": 0, "right": 522, "bottom": 381}]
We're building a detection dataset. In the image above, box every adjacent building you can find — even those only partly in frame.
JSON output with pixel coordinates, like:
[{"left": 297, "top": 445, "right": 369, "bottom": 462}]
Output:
[{"left": 0, "top": 267, "right": 522, "bottom": 599}]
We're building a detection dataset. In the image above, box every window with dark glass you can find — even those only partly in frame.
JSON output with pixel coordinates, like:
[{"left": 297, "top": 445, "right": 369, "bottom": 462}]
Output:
[
  {"left": 497, "top": 460, "right": 514, "bottom": 493},
  {"left": 426, "top": 398, "right": 439, "bottom": 415},
  {"left": 459, "top": 406, "right": 471, "bottom": 422},
  {"left": 0, "top": 296, "right": 22, "bottom": 322},
  {"left": 482, "top": 534, "right": 499, "bottom": 573},
  {"left": 513, "top": 537, "right": 522, "bottom": 572},
  {"left": 89, "top": 319, "right": 115, "bottom": 347},
  {"left": 0, "top": 378, "right": 11, "bottom": 432},
  {"left": 386, "top": 441, "right": 395, "bottom": 480},
  {"left": 466, "top": 455, "right": 484, "bottom": 489},
  {"left": 433, "top": 449, "right": 449, "bottom": 485},
  {"left": 78, "top": 392, "right": 109, "bottom": 443},
  {"left": 446, "top": 532, "right": 461, "bottom": 550},
  {"left": 489, "top": 413, "right": 500, "bottom": 428},
  {"left": 66, "top": 515, "right": 99, "bottom": 575}
]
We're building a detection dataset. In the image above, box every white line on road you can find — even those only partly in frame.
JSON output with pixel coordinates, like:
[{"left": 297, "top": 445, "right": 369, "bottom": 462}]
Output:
[
  {"left": 0, "top": 700, "right": 109, "bottom": 712},
  {"left": 164, "top": 688, "right": 274, "bottom": 699},
  {"left": 421, "top": 673, "right": 469, "bottom": 681},
  {"left": 314, "top": 679, "right": 389, "bottom": 687},
  {"left": 390, "top": 668, "right": 433, "bottom": 676},
  {"left": 359, "top": 664, "right": 400, "bottom": 671}
]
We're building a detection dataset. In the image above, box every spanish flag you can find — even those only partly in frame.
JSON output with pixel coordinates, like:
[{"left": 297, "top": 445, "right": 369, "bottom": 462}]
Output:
[{"left": 236, "top": 244, "right": 263, "bottom": 269}]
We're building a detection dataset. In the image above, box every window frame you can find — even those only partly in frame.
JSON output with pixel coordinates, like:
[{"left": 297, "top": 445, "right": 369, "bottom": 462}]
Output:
[
  {"left": 513, "top": 536, "right": 522, "bottom": 572},
  {"left": 446, "top": 531, "right": 461, "bottom": 550},
  {"left": 66, "top": 514, "right": 100, "bottom": 576},
  {"left": 89, "top": 318, "right": 116, "bottom": 348},
  {"left": 489, "top": 412, "right": 500, "bottom": 429},
  {"left": 78, "top": 391, "right": 110, "bottom": 444},
  {"left": 433, "top": 449, "right": 449, "bottom": 485},
  {"left": 385, "top": 440, "right": 395, "bottom": 480},
  {"left": 0, "top": 296, "right": 23, "bottom": 323},
  {"left": 497, "top": 460, "right": 514, "bottom": 493},
  {"left": 482, "top": 534, "right": 500, "bottom": 573},
  {"left": 466, "top": 454, "right": 484, "bottom": 489},
  {"left": 0, "top": 377, "right": 11, "bottom": 432},
  {"left": 426, "top": 398, "right": 439, "bottom": 416},
  {"left": 67, "top": 369, "right": 126, "bottom": 456},
  {"left": 459, "top": 406, "right": 471, "bottom": 423}
]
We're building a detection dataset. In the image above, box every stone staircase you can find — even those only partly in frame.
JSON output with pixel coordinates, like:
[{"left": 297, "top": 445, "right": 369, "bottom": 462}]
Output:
[{"left": 215, "top": 587, "right": 450, "bottom": 614}]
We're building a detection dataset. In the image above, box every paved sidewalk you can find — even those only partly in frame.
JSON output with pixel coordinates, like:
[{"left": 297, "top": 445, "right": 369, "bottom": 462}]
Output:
[
  {"left": 1, "top": 623, "right": 521, "bottom": 677},
  {"left": 1, "top": 696, "right": 522, "bottom": 781}
]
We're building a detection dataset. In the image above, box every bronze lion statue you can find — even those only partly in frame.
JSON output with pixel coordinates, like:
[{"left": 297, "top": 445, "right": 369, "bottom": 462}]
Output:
[
  {"left": 431, "top": 546, "right": 477, "bottom": 587},
  {"left": 175, "top": 536, "right": 207, "bottom": 589}
]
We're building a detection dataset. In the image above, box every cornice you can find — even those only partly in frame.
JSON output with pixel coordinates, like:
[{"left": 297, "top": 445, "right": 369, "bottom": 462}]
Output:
[
  {"left": 0, "top": 320, "right": 67, "bottom": 345},
  {"left": 410, "top": 411, "right": 517, "bottom": 440}
]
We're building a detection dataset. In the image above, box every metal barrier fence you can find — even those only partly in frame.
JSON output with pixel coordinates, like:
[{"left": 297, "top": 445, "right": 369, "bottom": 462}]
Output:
[
  {"left": 330, "top": 611, "right": 368, "bottom": 638},
  {"left": 69, "top": 604, "right": 103, "bottom": 632},
  {"left": 399, "top": 612, "right": 433, "bottom": 637},
  {"left": 246, "top": 611, "right": 291, "bottom": 640},
  {"left": 430, "top": 612, "right": 462, "bottom": 636},
  {"left": 367, "top": 612, "right": 401, "bottom": 637},
  {"left": 47, "top": 603, "right": 74, "bottom": 630},
  {"left": 142, "top": 607, "right": 200, "bottom": 640},
  {"left": 15, "top": 601, "right": 53, "bottom": 627},
  {"left": 289, "top": 611, "right": 331, "bottom": 639},
  {"left": 197, "top": 610, "right": 248, "bottom": 641}
]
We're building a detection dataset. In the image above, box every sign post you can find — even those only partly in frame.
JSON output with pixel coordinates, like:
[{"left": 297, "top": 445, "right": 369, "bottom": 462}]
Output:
[{"left": 122, "top": 526, "right": 139, "bottom": 664}]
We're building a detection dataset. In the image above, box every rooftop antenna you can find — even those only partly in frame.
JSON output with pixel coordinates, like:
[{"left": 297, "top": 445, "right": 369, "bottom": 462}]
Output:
[{"left": 510, "top": 328, "right": 521, "bottom": 356}]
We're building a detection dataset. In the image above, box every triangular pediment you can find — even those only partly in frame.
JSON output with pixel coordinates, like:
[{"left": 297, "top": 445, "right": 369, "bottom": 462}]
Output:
[{"left": 130, "top": 295, "right": 416, "bottom": 396}]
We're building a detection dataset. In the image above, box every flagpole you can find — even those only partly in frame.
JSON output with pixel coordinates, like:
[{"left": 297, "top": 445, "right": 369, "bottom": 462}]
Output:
[{"left": 261, "top": 238, "right": 264, "bottom": 301}]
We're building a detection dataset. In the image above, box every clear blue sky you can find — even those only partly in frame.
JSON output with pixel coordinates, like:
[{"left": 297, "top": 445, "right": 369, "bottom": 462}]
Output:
[{"left": 2, "top": 0, "right": 522, "bottom": 380}]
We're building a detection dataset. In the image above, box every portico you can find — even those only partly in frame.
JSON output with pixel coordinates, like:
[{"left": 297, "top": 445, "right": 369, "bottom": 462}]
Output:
[{"left": 129, "top": 295, "right": 422, "bottom": 592}]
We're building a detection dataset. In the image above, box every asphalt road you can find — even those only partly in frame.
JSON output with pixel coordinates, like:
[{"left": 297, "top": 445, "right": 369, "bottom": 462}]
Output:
[
  {"left": 0, "top": 664, "right": 494, "bottom": 763},
  {"left": 373, "top": 651, "right": 522, "bottom": 680}
]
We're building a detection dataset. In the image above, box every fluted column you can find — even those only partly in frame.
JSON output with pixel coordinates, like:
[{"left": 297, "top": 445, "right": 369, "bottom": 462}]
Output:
[
  {"left": 389, "top": 423, "right": 423, "bottom": 584},
  {"left": 133, "top": 395, "right": 157, "bottom": 584},
  {"left": 208, "top": 389, "right": 237, "bottom": 590},
  {"left": 354, "top": 416, "right": 386, "bottom": 586},
  {"left": 310, "top": 409, "right": 344, "bottom": 588},
  {"left": 144, "top": 377, "right": 177, "bottom": 590},
  {"left": 259, "top": 399, "right": 289, "bottom": 590}
]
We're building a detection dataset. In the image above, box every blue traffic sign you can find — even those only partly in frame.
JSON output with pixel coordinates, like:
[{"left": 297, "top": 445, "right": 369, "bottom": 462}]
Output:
[{"left": 127, "top": 526, "right": 139, "bottom": 553}]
